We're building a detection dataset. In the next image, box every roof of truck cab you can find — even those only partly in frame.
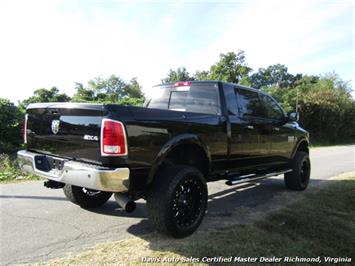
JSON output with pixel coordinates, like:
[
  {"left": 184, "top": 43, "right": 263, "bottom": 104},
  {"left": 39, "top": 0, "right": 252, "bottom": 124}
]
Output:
[
  {"left": 155, "top": 80, "right": 218, "bottom": 87},
  {"left": 156, "top": 80, "right": 259, "bottom": 92}
]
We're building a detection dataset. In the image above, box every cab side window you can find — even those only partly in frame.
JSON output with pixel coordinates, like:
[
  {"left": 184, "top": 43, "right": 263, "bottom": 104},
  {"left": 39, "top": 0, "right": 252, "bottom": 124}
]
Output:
[
  {"left": 223, "top": 83, "right": 238, "bottom": 115},
  {"left": 236, "top": 88, "right": 264, "bottom": 119},
  {"left": 260, "top": 94, "right": 285, "bottom": 120}
]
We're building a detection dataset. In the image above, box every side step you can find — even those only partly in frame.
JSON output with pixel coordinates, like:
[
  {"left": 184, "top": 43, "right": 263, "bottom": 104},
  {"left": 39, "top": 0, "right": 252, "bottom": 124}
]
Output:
[{"left": 225, "top": 169, "right": 292, "bottom": 186}]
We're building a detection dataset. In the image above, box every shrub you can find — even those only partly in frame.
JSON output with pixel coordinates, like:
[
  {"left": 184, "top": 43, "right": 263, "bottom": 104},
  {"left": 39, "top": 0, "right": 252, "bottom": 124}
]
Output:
[
  {"left": 263, "top": 74, "right": 355, "bottom": 144},
  {"left": 0, "top": 153, "right": 40, "bottom": 182},
  {"left": 0, "top": 98, "right": 23, "bottom": 154}
]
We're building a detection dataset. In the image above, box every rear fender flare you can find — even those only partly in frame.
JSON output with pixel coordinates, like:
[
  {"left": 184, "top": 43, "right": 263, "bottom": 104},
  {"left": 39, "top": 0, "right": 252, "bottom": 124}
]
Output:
[{"left": 147, "top": 134, "right": 211, "bottom": 184}]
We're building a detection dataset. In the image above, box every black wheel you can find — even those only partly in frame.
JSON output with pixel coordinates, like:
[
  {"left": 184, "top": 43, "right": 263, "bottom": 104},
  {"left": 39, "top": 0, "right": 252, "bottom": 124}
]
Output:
[
  {"left": 63, "top": 184, "right": 112, "bottom": 209},
  {"left": 284, "top": 151, "right": 311, "bottom": 190},
  {"left": 147, "top": 165, "right": 208, "bottom": 238}
]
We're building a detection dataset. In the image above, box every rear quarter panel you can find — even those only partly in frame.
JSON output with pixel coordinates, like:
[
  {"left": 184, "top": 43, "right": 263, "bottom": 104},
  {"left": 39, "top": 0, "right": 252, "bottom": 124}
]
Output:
[{"left": 122, "top": 106, "right": 228, "bottom": 174}]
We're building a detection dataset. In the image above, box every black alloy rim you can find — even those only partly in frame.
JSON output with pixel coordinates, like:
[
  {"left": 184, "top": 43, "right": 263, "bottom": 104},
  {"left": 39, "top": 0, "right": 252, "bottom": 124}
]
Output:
[{"left": 172, "top": 177, "right": 204, "bottom": 229}]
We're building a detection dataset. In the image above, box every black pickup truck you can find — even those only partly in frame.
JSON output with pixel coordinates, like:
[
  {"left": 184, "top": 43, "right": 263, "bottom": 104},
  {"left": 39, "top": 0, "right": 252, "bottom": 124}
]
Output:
[{"left": 18, "top": 81, "right": 310, "bottom": 238}]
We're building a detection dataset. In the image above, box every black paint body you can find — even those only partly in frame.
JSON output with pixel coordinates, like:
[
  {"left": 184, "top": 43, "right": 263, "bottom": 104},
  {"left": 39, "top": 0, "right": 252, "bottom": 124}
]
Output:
[{"left": 26, "top": 82, "right": 309, "bottom": 194}]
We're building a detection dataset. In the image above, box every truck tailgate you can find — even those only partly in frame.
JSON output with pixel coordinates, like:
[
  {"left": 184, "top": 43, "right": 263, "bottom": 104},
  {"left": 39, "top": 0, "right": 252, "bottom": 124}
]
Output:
[{"left": 26, "top": 103, "right": 104, "bottom": 164}]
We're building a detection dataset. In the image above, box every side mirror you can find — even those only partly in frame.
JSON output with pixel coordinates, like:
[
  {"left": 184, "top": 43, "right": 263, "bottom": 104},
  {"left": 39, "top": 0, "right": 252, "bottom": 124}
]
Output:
[{"left": 288, "top": 112, "right": 299, "bottom": 122}]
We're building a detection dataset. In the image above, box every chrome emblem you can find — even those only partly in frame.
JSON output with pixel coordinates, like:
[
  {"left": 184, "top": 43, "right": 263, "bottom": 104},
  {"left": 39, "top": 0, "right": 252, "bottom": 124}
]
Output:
[
  {"left": 51, "top": 120, "right": 60, "bottom": 134},
  {"left": 83, "top": 135, "right": 98, "bottom": 141}
]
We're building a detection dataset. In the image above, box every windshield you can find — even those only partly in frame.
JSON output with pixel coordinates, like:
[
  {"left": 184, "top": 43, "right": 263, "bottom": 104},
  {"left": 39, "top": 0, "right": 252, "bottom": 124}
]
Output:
[{"left": 145, "top": 83, "right": 220, "bottom": 115}]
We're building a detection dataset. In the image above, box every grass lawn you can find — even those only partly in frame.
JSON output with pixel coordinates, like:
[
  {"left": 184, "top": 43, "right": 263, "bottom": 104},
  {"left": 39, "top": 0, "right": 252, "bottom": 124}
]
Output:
[{"left": 36, "top": 175, "right": 355, "bottom": 266}]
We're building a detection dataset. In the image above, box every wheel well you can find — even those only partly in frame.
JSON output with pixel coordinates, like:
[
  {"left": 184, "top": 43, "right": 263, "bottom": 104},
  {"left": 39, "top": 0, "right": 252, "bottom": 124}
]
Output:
[
  {"left": 297, "top": 141, "right": 309, "bottom": 154},
  {"left": 163, "top": 143, "right": 209, "bottom": 177}
]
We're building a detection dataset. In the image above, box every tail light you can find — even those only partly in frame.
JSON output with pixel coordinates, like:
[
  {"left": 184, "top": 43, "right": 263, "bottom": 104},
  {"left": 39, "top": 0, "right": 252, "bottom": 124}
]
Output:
[
  {"left": 24, "top": 114, "right": 28, "bottom": 144},
  {"left": 100, "top": 119, "right": 128, "bottom": 156}
]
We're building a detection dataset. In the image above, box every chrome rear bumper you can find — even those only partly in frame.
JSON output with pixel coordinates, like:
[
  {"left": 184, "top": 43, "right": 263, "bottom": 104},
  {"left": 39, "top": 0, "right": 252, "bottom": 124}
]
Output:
[{"left": 17, "top": 150, "right": 130, "bottom": 192}]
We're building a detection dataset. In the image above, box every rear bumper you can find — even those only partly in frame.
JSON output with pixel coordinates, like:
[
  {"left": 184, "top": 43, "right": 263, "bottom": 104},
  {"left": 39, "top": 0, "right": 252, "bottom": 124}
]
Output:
[{"left": 17, "top": 150, "right": 130, "bottom": 192}]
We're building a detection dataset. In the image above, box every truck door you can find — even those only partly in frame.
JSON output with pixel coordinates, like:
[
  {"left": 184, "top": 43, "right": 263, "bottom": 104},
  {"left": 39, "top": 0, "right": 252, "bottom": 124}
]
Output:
[
  {"left": 226, "top": 86, "right": 271, "bottom": 170},
  {"left": 259, "top": 93, "right": 295, "bottom": 164}
]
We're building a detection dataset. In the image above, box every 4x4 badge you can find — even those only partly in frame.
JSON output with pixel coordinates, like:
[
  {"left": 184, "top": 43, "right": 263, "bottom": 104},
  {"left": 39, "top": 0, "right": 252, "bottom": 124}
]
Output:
[{"left": 51, "top": 120, "right": 60, "bottom": 134}]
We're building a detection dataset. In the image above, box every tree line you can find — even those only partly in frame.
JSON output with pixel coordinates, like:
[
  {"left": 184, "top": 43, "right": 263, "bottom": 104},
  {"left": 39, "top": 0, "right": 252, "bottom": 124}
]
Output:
[{"left": 1, "top": 50, "right": 354, "bottom": 153}]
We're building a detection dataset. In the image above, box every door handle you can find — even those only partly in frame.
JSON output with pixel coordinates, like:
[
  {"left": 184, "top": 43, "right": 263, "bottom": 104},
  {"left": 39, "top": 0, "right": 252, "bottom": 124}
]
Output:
[
  {"left": 245, "top": 125, "right": 254, "bottom": 130},
  {"left": 219, "top": 115, "right": 227, "bottom": 123}
]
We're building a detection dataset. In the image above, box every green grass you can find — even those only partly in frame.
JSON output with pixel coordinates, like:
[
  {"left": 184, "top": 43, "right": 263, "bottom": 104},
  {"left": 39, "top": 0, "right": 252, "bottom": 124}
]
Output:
[
  {"left": 309, "top": 139, "right": 355, "bottom": 148},
  {"left": 204, "top": 178, "right": 355, "bottom": 259},
  {"left": 0, "top": 153, "right": 41, "bottom": 183},
  {"left": 37, "top": 175, "right": 355, "bottom": 266}
]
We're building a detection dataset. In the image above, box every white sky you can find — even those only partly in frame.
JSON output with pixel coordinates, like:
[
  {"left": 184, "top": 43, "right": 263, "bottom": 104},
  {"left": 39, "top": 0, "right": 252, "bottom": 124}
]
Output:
[{"left": 0, "top": 0, "right": 354, "bottom": 103}]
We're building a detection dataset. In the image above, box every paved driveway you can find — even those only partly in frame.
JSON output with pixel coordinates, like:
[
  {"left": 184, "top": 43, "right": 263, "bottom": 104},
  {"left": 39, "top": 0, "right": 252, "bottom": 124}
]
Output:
[{"left": 0, "top": 145, "right": 354, "bottom": 265}]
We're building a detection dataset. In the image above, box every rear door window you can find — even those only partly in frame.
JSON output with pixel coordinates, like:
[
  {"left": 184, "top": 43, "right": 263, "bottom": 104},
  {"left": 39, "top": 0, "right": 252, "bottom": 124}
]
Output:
[
  {"left": 236, "top": 88, "right": 264, "bottom": 118},
  {"left": 223, "top": 83, "right": 238, "bottom": 115}
]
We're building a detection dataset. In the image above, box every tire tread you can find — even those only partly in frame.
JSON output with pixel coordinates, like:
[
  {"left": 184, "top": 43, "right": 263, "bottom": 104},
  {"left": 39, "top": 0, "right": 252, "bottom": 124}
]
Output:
[{"left": 146, "top": 165, "right": 207, "bottom": 238}]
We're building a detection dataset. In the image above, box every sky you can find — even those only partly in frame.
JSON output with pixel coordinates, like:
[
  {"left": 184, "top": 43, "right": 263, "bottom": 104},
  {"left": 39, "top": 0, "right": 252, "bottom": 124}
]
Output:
[{"left": 0, "top": 0, "right": 354, "bottom": 103}]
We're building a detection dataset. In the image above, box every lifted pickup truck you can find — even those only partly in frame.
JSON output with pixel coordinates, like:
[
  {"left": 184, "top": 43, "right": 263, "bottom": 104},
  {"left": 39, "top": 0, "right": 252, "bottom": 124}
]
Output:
[{"left": 18, "top": 81, "right": 310, "bottom": 238}]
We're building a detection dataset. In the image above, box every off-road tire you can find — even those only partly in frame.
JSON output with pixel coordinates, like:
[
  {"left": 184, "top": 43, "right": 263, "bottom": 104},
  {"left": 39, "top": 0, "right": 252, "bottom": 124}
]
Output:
[
  {"left": 284, "top": 151, "right": 311, "bottom": 190},
  {"left": 63, "top": 184, "right": 112, "bottom": 209},
  {"left": 147, "top": 165, "right": 208, "bottom": 238}
]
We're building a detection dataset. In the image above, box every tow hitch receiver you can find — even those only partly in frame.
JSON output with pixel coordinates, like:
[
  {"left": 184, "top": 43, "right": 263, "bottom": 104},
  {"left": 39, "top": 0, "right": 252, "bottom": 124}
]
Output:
[{"left": 44, "top": 180, "right": 65, "bottom": 189}]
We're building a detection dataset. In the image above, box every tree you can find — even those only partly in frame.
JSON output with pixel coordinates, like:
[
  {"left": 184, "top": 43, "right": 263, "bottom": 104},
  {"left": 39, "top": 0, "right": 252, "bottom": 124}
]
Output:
[
  {"left": 0, "top": 98, "right": 23, "bottom": 153},
  {"left": 72, "top": 75, "right": 144, "bottom": 105},
  {"left": 250, "top": 64, "right": 300, "bottom": 89},
  {"left": 21, "top": 87, "right": 71, "bottom": 107},
  {"left": 194, "top": 70, "right": 210, "bottom": 81},
  {"left": 162, "top": 67, "right": 194, "bottom": 83},
  {"left": 71, "top": 83, "right": 95, "bottom": 102},
  {"left": 127, "top": 78, "right": 144, "bottom": 98},
  {"left": 263, "top": 73, "right": 355, "bottom": 143},
  {"left": 194, "top": 51, "right": 252, "bottom": 83},
  {"left": 88, "top": 75, "right": 129, "bottom": 102}
]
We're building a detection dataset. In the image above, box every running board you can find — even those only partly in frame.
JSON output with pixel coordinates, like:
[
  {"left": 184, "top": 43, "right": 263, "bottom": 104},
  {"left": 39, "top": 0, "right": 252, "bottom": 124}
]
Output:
[{"left": 225, "top": 169, "right": 292, "bottom": 186}]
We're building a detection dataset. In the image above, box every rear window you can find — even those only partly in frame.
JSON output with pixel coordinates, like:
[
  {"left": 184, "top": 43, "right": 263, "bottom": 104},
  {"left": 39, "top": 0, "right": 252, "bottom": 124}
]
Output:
[{"left": 145, "top": 83, "right": 220, "bottom": 115}]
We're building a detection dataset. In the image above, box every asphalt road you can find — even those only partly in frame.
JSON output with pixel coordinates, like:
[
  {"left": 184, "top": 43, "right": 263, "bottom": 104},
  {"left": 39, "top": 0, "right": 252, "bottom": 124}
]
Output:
[{"left": 1, "top": 145, "right": 354, "bottom": 265}]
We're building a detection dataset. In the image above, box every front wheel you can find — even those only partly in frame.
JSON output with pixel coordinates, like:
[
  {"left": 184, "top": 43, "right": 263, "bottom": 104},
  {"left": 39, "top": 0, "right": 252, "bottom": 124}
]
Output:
[
  {"left": 63, "top": 184, "right": 112, "bottom": 209},
  {"left": 284, "top": 151, "right": 311, "bottom": 190},
  {"left": 147, "top": 165, "right": 208, "bottom": 238}
]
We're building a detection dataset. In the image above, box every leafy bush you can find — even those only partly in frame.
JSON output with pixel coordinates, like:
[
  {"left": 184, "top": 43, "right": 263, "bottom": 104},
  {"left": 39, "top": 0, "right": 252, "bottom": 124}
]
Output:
[
  {"left": 0, "top": 98, "right": 23, "bottom": 154},
  {"left": 300, "top": 90, "right": 351, "bottom": 142},
  {"left": 118, "top": 97, "right": 145, "bottom": 106},
  {"left": 263, "top": 73, "right": 355, "bottom": 143},
  {"left": 0, "top": 153, "right": 40, "bottom": 182}
]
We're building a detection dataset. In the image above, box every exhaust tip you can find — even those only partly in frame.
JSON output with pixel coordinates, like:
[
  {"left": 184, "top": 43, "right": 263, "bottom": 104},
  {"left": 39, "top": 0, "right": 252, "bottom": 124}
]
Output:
[
  {"left": 125, "top": 201, "right": 136, "bottom": 213},
  {"left": 114, "top": 192, "right": 136, "bottom": 213}
]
